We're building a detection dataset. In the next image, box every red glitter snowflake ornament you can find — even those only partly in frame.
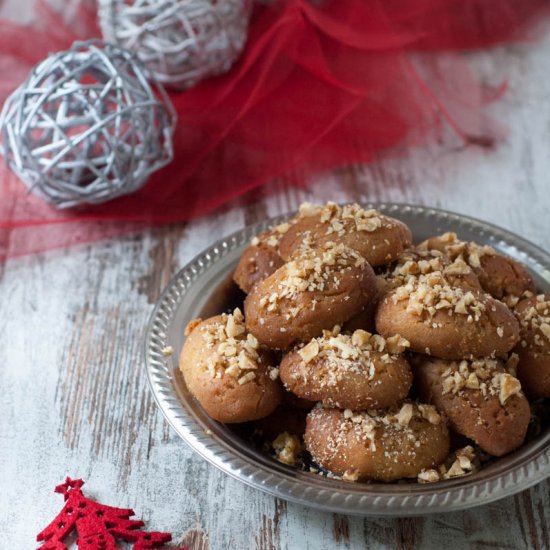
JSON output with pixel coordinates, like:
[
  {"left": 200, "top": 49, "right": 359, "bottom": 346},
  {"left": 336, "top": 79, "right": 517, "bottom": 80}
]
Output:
[{"left": 37, "top": 478, "right": 186, "bottom": 550}]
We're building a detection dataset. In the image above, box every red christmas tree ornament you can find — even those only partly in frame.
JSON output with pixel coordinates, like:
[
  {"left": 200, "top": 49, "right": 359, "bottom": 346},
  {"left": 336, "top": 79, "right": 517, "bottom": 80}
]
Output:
[{"left": 37, "top": 478, "right": 187, "bottom": 550}]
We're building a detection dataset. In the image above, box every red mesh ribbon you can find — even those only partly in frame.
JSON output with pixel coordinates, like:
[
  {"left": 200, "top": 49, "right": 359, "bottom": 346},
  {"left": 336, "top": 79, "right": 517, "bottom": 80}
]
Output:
[{"left": 0, "top": 0, "right": 547, "bottom": 258}]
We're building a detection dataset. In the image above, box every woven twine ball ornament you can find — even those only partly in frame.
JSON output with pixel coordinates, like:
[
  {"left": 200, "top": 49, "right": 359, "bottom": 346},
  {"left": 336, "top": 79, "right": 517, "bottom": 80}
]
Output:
[
  {"left": 98, "top": 0, "right": 253, "bottom": 89},
  {"left": 0, "top": 40, "right": 176, "bottom": 209}
]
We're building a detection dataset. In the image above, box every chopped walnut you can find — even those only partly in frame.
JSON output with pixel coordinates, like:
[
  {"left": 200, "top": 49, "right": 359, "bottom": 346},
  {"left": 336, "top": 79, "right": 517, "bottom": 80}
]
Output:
[
  {"left": 515, "top": 295, "right": 550, "bottom": 353},
  {"left": 298, "top": 340, "right": 320, "bottom": 363},
  {"left": 505, "top": 353, "right": 519, "bottom": 376},
  {"left": 161, "top": 346, "right": 174, "bottom": 357},
  {"left": 418, "top": 232, "right": 495, "bottom": 273},
  {"left": 385, "top": 334, "right": 410, "bottom": 354},
  {"left": 417, "top": 469, "right": 440, "bottom": 483},
  {"left": 268, "top": 367, "right": 280, "bottom": 380},
  {"left": 276, "top": 222, "right": 290, "bottom": 234},
  {"left": 299, "top": 202, "right": 319, "bottom": 217},
  {"left": 419, "top": 446, "right": 476, "bottom": 483},
  {"left": 440, "top": 358, "right": 522, "bottom": 405},
  {"left": 498, "top": 373, "right": 522, "bottom": 405},
  {"left": 266, "top": 235, "right": 279, "bottom": 247},
  {"left": 418, "top": 404, "right": 441, "bottom": 425},
  {"left": 443, "top": 258, "right": 471, "bottom": 276},
  {"left": 249, "top": 219, "right": 295, "bottom": 250},
  {"left": 200, "top": 308, "right": 261, "bottom": 383},
  {"left": 392, "top": 272, "right": 486, "bottom": 323},
  {"left": 540, "top": 322, "right": 550, "bottom": 340},
  {"left": 351, "top": 329, "right": 371, "bottom": 347},
  {"left": 342, "top": 469, "right": 361, "bottom": 482},
  {"left": 238, "top": 371, "right": 257, "bottom": 385},
  {"left": 225, "top": 313, "right": 246, "bottom": 338},
  {"left": 446, "top": 446, "right": 476, "bottom": 478},
  {"left": 456, "top": 446, "right": 475, "bottom": 470},
  {"left": 298, "top": 201, "right": 390, "bottom": 237},
  {"left": 446, "top": 459, "right": 467, "bottom": 478},
  {"left": 465, "top": 372, "right": 480, "bottom": 390},
  {"left": 272, "top": 432, "right": 303, "bottom": 466},
  {"left": 396, "top": 403, "right": 414, "bottom": 427}
]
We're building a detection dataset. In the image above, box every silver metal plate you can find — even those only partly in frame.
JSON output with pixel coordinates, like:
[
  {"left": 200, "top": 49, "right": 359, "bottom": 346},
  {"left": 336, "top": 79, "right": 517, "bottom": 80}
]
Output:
[{"left": 145, "top": 203, "right": 550, "bottom": 516}]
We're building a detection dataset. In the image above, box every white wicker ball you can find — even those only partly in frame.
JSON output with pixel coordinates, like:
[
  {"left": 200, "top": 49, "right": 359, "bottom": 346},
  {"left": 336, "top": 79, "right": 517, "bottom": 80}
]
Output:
[
  {"left": 98, "top": 0, "right": 253, "bottom": 89},
  {"left": 0, "top": 40, "right": 176, "bottom": 209}
]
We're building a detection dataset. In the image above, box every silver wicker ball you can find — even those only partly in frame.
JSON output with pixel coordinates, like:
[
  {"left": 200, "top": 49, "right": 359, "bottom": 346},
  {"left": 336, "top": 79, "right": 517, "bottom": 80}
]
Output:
[
  {"left": 98, "top": 0, "right": 253, "bottom": 89},
  {"left": 0, "top": 40, "right": 176, "bottom": 209}
]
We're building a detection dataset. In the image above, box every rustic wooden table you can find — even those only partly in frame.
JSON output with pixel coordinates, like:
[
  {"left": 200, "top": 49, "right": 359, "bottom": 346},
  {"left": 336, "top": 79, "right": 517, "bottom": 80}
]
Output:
[{"left": 1, "top": 3, "right": 550, "bottom": 549}]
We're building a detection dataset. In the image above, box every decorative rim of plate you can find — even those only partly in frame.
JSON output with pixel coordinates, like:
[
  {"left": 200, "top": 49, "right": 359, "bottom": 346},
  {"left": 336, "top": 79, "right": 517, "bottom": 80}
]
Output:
[{"left": 145, "top": 203, "right": 550, "bottom": 516}]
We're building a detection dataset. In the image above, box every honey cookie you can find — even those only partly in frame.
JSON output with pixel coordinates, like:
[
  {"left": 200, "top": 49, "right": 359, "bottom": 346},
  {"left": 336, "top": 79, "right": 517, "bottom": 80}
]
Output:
[
  {"left": 413, "top": 357, "right": 530, "bottom": 456},
  {"left": 375, "top": 273, "right": 519, "bottom": 359},
  {"left": 233, "top": 219, "right": 299, "bottom": 293},
  {"left": 179, "top": 309, "right": 282, "bottom": 423},
  {"left": 419, "top": 232, "right": 535, "bottom": 300},
  {"left": 278, "top": 202, "right": 412, "bottom": 266},
  {"left": 245, "top": 242, "right": 378, "bottom": 349},
  {"left": 304, "top": 403, "right": 449, "bottom": 481},
  {"left": 233, "top": 227, "right": 285, "bottom": 293},
  {"left": 513, "top": 294, "right": 550, "bottom": 399},
  {"left": 280, "top": 329, "right": 412, "bottom": 410}
]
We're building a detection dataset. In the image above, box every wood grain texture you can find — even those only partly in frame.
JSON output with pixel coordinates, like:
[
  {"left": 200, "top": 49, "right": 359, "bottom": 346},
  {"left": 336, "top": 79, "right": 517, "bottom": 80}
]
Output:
[{"left": 1, "top": 6, "right": 550, "bottom": 550}]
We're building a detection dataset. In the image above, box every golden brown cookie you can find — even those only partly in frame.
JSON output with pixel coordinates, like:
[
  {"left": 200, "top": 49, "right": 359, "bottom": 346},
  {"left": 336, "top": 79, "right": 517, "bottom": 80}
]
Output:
[
  {"left": 375, "top": 273, "right": 519, "bottom": 359},
  {"left": 179, "top": 309, "right": 282, "bottom": 423},
  {"left": 413, "top": 357, "right": 530, "bottom": 456},
  {"left": 233, "top": 227, "right": 285, "bottom": 293},
  {"left": 513, "top": 294, "right": 550, "bottom": 399},
  {"left": 418, "top": 233, "right": 535, "bottom": 299},
  {"left": 304, "top": 403, "right": 449, "bottom": 482},
  {"left": 280, "top": 329, "right": 412, "bottom": 410},
  {"left": 244, "top": 242, "right": 378, "bottom": 349},
  {"left": 278, "top": 202, "right": 412, "bottom": 266}
]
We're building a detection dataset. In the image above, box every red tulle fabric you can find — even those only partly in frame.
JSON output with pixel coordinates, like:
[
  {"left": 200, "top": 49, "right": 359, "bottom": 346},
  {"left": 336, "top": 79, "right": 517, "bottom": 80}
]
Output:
[{"left": 0, "top": 0, "right": 547, "bottom": 259}]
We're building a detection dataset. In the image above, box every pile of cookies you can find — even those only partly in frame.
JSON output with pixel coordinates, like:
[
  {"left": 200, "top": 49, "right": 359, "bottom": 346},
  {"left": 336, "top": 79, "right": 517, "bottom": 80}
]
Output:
[{"left": 179, "top": 202, "right": 549, "bottom": 483}]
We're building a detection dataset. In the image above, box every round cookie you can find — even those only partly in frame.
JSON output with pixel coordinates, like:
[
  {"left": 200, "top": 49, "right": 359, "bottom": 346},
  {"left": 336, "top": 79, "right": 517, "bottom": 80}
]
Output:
[
  {"left": 179, "top": 309, "right": 282, "bottom": 423},
  {"left": 244, "top": 242, "right": 378, "bottom": 349},
  {"left": 278, "top": 202, "right": 412, "bottom": 266},
  {"left": 280, "top": 329, "right": 412, "bottom": 410},
  {"left": 419, "top": 232, "right": 535, "bottom": 300},
  {"left": 513, "top": 294, "right": 550, "bottom": 399},
  {"left": 413, "top": 357, "right": 530, "bottom": 456},
  {"left": 233, "top": 227, "right": 284, "bottom": 293},
  {"left": 304, "top": 403, "right": 449, "bottom": 482},
  {"left": 375, "top": 273, "right": 519, "bottom": 359}
]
